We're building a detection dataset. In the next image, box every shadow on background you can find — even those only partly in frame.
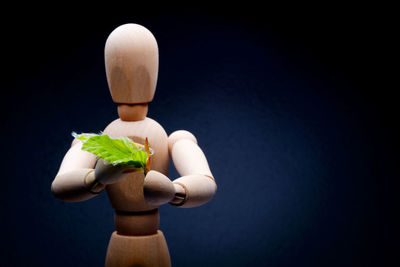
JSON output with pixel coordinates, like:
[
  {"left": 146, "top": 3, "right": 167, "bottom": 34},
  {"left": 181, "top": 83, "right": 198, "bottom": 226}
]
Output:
[{"left": 1, "top": 8, "right": 398, "bottom": 267}]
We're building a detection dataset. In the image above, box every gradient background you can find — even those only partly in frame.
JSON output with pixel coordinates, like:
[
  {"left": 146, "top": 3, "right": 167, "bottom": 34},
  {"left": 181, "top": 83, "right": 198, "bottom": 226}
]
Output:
[{"left": 1, "top": 9, "right": 398, "bottom": 267}]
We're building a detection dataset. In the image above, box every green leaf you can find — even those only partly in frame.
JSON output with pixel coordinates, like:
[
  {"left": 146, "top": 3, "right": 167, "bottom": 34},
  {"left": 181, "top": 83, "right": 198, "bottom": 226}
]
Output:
[
  {"left": 72, "top": 132, "right": 148, "bottom": 170},
  {"left": 72, "top": 132, "right": 97, "bottom": 142}
]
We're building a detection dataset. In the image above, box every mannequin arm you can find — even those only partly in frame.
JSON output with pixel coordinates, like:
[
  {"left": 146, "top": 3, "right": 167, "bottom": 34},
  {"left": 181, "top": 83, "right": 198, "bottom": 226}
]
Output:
[
  {"left": 168, "top": 130, "right": 217, "bottom": 208},
  {"left": 51, "top": 139, "right": 105, "bottom": 202}
]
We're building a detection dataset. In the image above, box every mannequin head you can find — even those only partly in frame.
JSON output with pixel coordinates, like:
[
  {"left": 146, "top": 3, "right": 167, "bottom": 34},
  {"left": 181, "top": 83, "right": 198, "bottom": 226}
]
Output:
[{"left": 105, "top": 24, "right": 159, "bottom": 104}]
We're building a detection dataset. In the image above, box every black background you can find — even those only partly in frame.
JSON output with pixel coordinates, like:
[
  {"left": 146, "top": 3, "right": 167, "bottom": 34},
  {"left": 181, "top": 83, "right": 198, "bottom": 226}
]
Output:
[{"left": 1, "top": 7, "right": 398, "bottom": 267}]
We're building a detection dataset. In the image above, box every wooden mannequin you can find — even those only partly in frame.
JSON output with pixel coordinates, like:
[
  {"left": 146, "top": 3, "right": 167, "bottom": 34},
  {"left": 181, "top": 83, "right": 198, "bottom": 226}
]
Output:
[{"left": 51, "top": 23, "right": 217, "bottom": 266}]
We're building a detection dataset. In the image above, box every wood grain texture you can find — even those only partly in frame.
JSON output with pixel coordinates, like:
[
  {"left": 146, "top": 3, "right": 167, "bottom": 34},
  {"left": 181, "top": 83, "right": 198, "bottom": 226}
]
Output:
[
  {"left": 105, "top": 230, "right": 171, "bottom": 267},
  {"left": 169, "top": 183, "right": 186, "bottom": 205},
  {"left": 172, "top": 175, "right": 217, "bottom": 208},
  {"left": 51, "top": 141, "right": 100, "bottom": 202},
  {"left": 170, "top": 139, "right": 213, "bottom": 178},
  {"left": 118, "top": 103, "right": 148, "bottom": 121},
  {"left": 103, "top": 117, "right": 169, "bottom": 212},
  {"left": 169, "top": 134, "right": 217, "bottom": 208},
  {"left": 114, "top": 209, "right": 159, "bottom": 236},
  {"left": 143, "top": 170, "right": 175, "bottom": 206},
  {"left": 51, "top": 168, "right": 100, "bottom": 202},
  {"left": 105, "top": 24, "right": 159, "bottom": 104},
  {"left": 57, "top": 141, "right": 97, "bottom": 175},
  {"left": 168, "top": 130, "right": 197, "bottom": 154}
]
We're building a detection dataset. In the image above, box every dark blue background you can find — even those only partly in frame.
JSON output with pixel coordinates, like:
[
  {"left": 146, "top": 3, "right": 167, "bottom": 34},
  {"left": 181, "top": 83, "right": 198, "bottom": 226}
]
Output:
[{"left": 1, "top": 10, "right": 398, "bottom": 267}]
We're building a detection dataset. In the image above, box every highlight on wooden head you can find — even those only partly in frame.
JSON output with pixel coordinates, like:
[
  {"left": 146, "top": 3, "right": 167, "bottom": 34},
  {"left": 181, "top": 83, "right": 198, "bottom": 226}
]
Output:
[{"left": 105, "top": 23, "right": 159, "bottom": 104}]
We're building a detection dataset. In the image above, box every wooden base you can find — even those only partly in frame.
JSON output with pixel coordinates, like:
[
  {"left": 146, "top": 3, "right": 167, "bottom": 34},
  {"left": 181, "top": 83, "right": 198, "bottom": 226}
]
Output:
[{"left": 105, "top": 230, "right": 171, "bottom": 267}]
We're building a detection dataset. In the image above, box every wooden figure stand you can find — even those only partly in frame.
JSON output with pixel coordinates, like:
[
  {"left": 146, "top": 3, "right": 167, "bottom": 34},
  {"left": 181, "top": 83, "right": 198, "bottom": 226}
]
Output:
[{"left": 51, "top": 24, "right": 217, "bottom": 266}]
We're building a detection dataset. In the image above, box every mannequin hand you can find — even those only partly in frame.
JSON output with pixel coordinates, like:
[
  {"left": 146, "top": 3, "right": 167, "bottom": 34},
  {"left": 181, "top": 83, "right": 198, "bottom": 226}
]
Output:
[
  {"left": 143, "top": 170, "right": 175, "bottom": 206},
  {"left": 94, "top": 158, "right": 137, "bottom": 185}
]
